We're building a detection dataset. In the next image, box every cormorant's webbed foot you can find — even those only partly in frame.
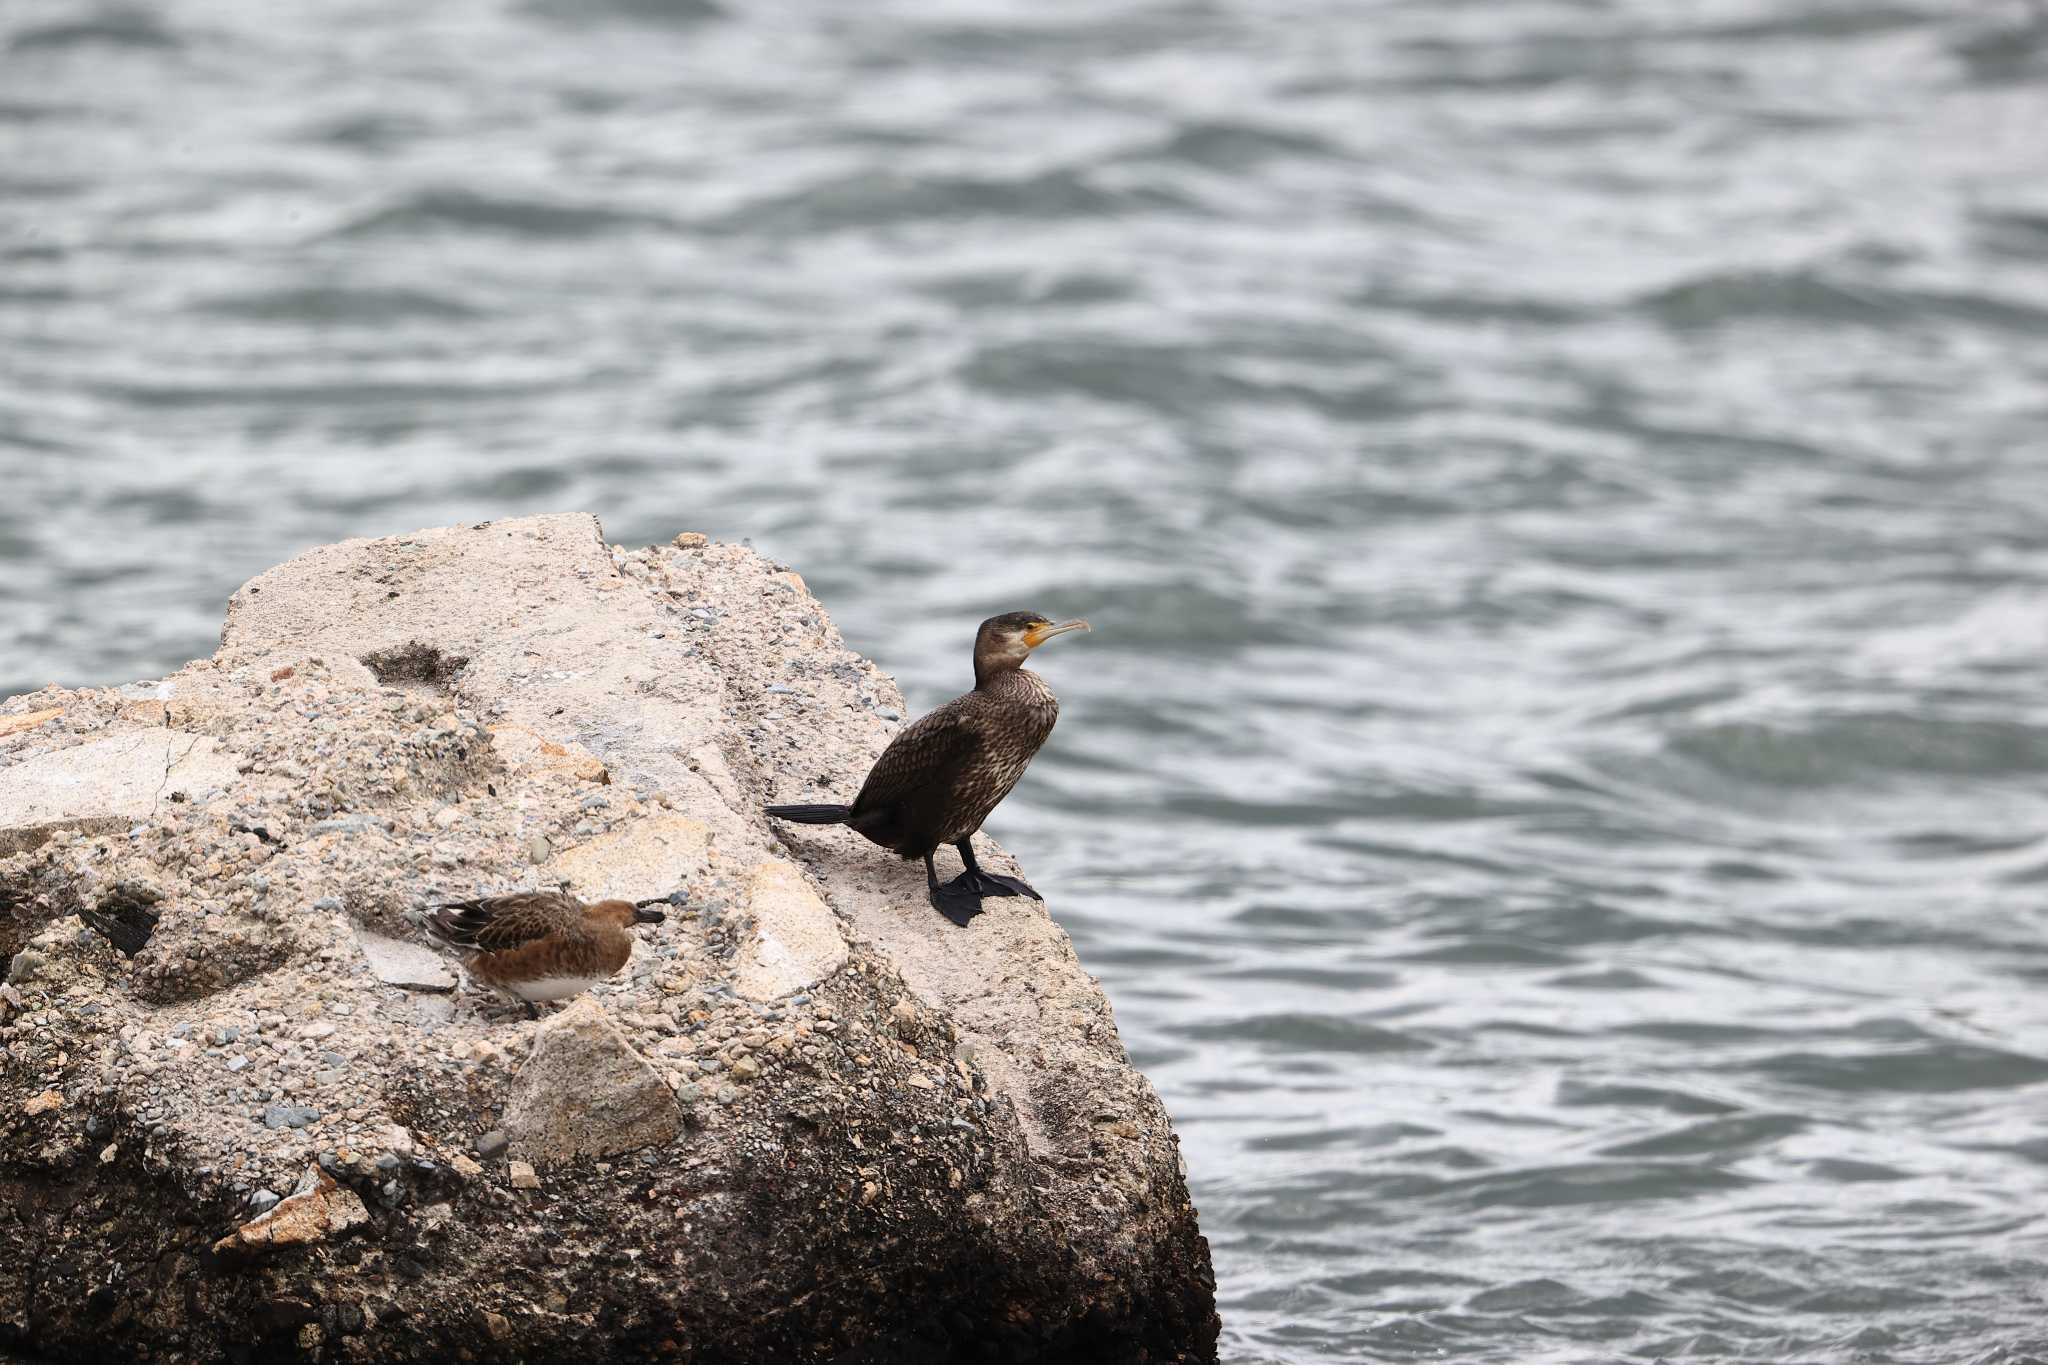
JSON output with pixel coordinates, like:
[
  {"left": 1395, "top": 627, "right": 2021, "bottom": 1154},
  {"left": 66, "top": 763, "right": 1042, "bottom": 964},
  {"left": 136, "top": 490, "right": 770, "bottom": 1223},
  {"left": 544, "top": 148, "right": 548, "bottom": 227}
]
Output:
[
  {"left": 953, "top": 839, "right": 1041, "bottom": 901},
  {"left": 925, "top": 844, "right": 1042, "bottom": 925},
  {"left": 930, "top": 878, "right": 986, "bottom": 927},
  {"left": 968, "top": 870, "right": 1040, "bottom": 900},
  {"left": 928, "top": 871, "right": 1040, "bottom": 926}
]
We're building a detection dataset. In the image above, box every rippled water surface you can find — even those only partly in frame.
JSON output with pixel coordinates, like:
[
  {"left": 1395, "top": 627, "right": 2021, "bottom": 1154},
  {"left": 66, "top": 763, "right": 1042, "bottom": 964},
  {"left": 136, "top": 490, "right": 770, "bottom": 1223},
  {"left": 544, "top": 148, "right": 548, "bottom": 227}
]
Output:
[{"left": 11, "top": 0, "right": 2048, "bottom": 1359}]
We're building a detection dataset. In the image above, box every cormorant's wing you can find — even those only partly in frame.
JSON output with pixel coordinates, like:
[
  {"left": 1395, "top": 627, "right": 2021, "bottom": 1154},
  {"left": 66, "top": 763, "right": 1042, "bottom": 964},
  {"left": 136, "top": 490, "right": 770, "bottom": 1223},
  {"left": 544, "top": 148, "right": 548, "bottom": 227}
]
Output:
[
  {"left": 425, "top": 890, "right": 578, "bottom": 952},
  {"left": 851, "top": 700, "right": 984, "bottom": 840}
]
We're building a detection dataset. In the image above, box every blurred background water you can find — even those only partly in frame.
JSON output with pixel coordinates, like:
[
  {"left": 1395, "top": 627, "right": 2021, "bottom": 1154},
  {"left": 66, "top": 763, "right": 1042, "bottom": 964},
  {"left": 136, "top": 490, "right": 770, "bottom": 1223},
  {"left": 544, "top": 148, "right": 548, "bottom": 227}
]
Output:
[{"left": 9, "top": 0, "right": 2048, "bottom": 1359}]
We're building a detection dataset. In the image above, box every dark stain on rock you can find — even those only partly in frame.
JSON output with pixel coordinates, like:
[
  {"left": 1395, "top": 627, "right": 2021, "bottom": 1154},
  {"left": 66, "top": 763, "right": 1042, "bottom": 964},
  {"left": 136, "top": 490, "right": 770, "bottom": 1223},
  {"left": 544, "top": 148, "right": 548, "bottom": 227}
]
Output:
[{"left": 360, "top": 641, "right": 470, "bottom": 691}]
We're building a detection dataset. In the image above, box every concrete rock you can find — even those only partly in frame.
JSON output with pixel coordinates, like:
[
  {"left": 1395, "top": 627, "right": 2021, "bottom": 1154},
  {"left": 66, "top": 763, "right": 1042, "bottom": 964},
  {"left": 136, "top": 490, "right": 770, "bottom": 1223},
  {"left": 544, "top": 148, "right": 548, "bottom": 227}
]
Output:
[
  {"left": 0, "top": 728, "right": 239, "bottom": 856},
  {"left": 501, "top": 998, "right": 682, "bottom": 1164},
  {"left": 734, "top": 859, "right": 851, "bottom": 1001},
  {"left": 0, "top": 707, "right": 62, "bottom": 740},
  {"left": 354, "top": 929, "right": 456, "bottom": 993},
  {"left": 550, "top": 812, "right": 709, "bottom": 902},
  {"left": 488, "top": 724, "right": 609, "bottom": 785},
  {"left": 0, "top": 515, "right": 1215, "bottom": 1365}
]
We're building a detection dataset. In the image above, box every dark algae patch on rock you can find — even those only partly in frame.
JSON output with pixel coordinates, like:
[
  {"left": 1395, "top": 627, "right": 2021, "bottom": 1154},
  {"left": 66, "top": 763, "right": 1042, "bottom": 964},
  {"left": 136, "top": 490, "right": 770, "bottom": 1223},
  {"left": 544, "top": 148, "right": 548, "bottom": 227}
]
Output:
[{"left": 0, "top": 516, "right": 1216, "bottom": 1363}]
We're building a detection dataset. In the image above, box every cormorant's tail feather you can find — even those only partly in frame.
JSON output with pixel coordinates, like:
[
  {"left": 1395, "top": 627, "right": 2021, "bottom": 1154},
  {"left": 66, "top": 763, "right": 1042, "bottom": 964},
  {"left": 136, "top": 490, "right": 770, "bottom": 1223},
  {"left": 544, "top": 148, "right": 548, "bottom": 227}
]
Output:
[{"left": 765, "top": 803, "right": 854, "bottom": 825}]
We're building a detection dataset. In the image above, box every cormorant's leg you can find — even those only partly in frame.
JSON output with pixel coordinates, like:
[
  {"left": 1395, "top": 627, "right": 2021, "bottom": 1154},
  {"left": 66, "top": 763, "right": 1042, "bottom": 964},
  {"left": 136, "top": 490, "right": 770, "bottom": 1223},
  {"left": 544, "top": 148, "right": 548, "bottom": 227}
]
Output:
[
  {"left": 953, "top": 839, "right": 1041, "bottom": 901},
  {"left": 927, "top": 850, "right": 986, "bottom": 928}
]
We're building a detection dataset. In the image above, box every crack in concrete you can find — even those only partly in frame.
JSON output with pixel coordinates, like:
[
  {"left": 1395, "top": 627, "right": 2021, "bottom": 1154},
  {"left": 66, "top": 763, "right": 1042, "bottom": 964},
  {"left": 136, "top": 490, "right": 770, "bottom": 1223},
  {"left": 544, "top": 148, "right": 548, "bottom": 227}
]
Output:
[{"left": 150, "top": 728, "right": 182, "bottom": 818}]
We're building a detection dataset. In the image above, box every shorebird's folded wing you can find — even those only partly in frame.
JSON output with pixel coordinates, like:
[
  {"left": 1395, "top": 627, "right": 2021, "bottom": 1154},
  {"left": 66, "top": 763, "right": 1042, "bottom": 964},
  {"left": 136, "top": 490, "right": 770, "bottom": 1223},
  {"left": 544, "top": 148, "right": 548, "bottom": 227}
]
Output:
[{"left": 425, "top": 891, "right": 578, "bottom": 952}]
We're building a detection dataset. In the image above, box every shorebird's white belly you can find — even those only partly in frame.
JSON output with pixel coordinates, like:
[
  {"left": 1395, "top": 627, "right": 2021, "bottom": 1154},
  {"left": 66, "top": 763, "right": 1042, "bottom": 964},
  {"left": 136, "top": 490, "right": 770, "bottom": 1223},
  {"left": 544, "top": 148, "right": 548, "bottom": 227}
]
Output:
[{"left": 504, "top": 975, "right": 601, "bottom": 1002}]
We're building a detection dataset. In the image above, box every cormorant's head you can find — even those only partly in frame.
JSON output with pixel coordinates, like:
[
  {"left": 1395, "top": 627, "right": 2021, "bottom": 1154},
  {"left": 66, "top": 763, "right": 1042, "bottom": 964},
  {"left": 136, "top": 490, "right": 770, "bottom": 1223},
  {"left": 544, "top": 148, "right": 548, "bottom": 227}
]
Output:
[{"left": 974, "top": 611, "right": 1090, "bottom": 684}]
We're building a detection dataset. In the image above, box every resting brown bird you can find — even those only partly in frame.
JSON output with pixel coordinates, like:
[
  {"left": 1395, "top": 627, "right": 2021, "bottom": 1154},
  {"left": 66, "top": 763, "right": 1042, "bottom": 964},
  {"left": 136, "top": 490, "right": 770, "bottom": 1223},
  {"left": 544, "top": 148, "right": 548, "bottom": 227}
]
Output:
[
  {"left": 413, "top": 891, "right": 668, "bottom": 1016},
  {"left": 765, "top": 611, "right": 1089, "bottom": 926}
]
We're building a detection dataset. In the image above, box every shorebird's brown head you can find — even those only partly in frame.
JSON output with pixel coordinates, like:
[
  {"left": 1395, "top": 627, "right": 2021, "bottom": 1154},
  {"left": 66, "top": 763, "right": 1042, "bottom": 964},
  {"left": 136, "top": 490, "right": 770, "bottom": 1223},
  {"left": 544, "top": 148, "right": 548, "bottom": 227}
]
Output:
[
  {"left": 591, "top": 898, "right": 667, "bottom": 928},
  {"left": 973, "top": 611, "right": 1090, "bottom": 685}
]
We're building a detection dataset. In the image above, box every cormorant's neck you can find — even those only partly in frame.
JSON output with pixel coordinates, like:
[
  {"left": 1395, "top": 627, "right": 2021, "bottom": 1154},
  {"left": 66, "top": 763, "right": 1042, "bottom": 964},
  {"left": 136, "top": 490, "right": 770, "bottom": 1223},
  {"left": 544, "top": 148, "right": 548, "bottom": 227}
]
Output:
[{"left": 973, "top": 658, "right": 1025, "bottom": 691}]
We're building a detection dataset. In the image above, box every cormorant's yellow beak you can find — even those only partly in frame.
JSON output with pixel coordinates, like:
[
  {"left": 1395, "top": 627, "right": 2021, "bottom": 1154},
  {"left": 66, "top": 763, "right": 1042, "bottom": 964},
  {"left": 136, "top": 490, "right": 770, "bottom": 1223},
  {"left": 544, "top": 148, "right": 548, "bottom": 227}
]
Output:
[{"left": 1024, "top": 619, "right": 1090, "bottom": 649}]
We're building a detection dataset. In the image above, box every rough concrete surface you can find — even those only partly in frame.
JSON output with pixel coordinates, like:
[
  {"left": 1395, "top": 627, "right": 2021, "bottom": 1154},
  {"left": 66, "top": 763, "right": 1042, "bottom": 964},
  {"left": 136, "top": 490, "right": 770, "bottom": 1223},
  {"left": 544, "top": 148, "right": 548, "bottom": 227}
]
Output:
[
  {"left": 0, "top": 731, "right": 241, "bottom": 857},
  {"left": 352, "top": 932, "right": 455, "bottom": 994},
  {"left": 0, "top": 514, "right": 1217, "bottom": 1364}
]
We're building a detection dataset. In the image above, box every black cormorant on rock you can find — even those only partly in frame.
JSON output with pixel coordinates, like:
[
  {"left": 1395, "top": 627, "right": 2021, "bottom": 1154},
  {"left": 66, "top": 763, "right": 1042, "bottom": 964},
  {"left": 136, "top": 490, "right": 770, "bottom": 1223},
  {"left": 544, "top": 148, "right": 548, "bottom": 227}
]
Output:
[{"left": 766, "top": 611, "right": 1089, "bottom": 926}]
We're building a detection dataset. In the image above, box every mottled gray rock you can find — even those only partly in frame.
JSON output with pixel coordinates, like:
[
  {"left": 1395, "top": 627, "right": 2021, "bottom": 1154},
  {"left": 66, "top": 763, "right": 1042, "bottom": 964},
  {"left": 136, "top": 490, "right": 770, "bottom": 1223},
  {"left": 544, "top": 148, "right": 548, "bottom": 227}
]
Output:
[
  {"left": 0, "top": 514, "right": 1215, "bottom": 1365},
  {"left": 500, "top": 998, "right": 681, "bottom": 1164},
  {"left": 732, "top": 857, "right": 849, "bottom": 1000}
]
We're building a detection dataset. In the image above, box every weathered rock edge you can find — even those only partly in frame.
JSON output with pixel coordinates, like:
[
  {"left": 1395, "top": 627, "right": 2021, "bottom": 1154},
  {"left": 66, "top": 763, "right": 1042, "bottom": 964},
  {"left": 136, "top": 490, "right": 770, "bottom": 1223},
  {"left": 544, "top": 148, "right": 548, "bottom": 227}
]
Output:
[{"left": 0, "top": 515, "right": 1217, "bottom": 1365}]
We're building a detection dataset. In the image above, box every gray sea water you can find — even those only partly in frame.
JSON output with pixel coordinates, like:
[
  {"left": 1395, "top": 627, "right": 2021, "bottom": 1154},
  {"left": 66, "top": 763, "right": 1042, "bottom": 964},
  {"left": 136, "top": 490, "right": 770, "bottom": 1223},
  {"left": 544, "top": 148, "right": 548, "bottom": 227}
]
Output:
[{"left": 9, "top": 0, "right": 2048, "bottom": 1359}]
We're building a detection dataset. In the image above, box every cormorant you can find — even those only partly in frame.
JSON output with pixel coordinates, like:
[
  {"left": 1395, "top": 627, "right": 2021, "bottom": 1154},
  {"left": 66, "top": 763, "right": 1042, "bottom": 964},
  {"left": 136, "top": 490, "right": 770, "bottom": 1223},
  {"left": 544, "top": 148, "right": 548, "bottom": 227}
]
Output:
[{"left": 766, "top": 611, "right": 1090, "bottom": 926}]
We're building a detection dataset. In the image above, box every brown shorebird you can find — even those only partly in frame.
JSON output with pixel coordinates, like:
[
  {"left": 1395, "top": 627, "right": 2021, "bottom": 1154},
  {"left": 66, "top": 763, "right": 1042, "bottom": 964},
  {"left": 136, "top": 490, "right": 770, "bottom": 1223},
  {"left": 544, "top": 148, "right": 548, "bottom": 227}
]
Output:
[{"left": 414, "top": 892, "right": 668, "bottom": 1017}]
